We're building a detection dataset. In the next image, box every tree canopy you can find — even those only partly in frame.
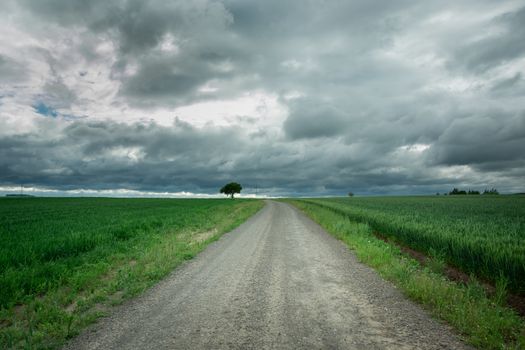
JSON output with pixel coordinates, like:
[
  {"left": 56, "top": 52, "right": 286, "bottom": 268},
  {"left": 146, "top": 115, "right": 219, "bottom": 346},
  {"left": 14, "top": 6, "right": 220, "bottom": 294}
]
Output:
[{"left": 220, "top": 182, "right": 242, "bottom": 199}]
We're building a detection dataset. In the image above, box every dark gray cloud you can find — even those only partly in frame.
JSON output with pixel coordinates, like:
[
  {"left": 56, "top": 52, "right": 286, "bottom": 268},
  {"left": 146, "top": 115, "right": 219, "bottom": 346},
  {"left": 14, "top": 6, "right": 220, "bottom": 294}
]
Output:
[
  {"left": 0, "top": 119, "right": 241, "bottom": 191},
  {"left": 122, "top": 62, "right": 201, "bottom": 100},
  {"left": 284, "top": 100, "right": 349, "bottom": 139},
  {"left": 427, "top": 111, "right": 525, "bottom": 169},
  {"left": 0, "top": 0, "right": 524, "bottom": 195},
  {"left": 1, "top": 116, "right": 522, "bottom": 195},
  {"left": 0, "top": 54, "right": 27, "bottom": 84}
]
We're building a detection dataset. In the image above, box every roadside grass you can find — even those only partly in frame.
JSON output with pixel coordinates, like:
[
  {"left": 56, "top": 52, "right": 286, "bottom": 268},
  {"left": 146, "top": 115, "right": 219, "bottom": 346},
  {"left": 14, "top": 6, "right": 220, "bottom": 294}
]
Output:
[
  {"left": 286, "top": 199, "right": 525, "bottom": 350},
  {"left": 0, "top": 198, "right": 263, "bottom": 350}
]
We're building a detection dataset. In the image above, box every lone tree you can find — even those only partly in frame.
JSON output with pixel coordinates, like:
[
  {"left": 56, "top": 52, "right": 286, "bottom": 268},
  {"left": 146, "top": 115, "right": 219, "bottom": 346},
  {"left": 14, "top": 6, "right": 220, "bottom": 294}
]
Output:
[{"left": 220, "top": 182, "right": 242, "bottom": 199}]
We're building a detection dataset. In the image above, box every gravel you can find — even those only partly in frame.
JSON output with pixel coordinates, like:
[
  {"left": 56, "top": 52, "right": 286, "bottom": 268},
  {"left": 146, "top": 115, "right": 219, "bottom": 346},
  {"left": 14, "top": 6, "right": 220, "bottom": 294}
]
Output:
[{"left": 64, "top": 200, "right": 471, "bottom": 350}]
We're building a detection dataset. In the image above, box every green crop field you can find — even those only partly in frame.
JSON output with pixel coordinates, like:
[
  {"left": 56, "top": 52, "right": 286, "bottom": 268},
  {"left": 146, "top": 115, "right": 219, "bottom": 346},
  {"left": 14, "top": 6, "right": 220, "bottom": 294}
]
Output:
[
  {"left": 0, "top": 197, "right": 262, "bottom": 349},
  {"left": 294, "top": 195, "right": 525, "bottom": 293}
]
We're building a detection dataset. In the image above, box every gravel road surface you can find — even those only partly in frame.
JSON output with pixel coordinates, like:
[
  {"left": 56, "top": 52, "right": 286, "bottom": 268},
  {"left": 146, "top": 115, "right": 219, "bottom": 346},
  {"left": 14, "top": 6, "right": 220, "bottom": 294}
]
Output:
[{"left": 64, "top": 200, "right": 470, "bottom": 349}]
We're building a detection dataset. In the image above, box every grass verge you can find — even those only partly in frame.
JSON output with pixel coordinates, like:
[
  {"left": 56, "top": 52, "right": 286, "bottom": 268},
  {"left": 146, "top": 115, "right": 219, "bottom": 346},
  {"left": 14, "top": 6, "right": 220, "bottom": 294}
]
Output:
[
  {"left": 286, "top": 199, "right": 525, "bottom": 350},
  {"left": 0, "top": 199, "right": 263, "bottom": 350}
]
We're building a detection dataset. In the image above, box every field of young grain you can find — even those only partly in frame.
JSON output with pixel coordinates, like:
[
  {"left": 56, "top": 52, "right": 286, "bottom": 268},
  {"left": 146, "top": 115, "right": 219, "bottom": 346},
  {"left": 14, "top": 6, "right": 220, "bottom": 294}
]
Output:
[
  {"left": 0, "top": 197, "right": 262, "bottom": 349},
  {"left": 297, "top": 195, "right": 525, "bottom": 293}
]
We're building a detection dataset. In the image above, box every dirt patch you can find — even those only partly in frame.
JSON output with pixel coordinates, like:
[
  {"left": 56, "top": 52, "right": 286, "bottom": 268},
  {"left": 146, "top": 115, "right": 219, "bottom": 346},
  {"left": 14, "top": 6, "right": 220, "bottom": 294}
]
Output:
[
  {"left": 65, "top": 301, "right": 78, "bottom": 314},
  {"left": 191, "top": 228, "right": 218, "bottom": 245},
  {"left": 13, "top": 304, "right": 26, "bottom": 317},
  {"left": 107, "top": 291, "right": 125, "bottom": 306},
  {"left": 0, "top": 304, "right": 28, "bottom": 327},
  {"left": 2, "top": 302, "right": 49, "bottom": 328},
  {"left": 374, "top": 231, "right": 525, "bottom": 317},
  {"left": 101, "top": 269, "right": 117, "bottom": 282},
  {"left": 90, "top": 303, "right": 109, "bottom": 315},
  {"left": 508, "top": 295, "right": 525, "bottom": 318},
  {"left": 110, "top": 291, "right": 124, "bottom": 299},
  {"left": 101, "top": 259, "right": 137, "bottom": 282}
]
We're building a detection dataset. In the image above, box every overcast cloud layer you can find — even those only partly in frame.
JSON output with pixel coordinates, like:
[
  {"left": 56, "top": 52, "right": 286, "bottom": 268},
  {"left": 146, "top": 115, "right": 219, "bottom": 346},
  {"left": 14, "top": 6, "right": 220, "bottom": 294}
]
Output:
[{"left": 1, "top": 0, "right": 524, "bottom": 196}]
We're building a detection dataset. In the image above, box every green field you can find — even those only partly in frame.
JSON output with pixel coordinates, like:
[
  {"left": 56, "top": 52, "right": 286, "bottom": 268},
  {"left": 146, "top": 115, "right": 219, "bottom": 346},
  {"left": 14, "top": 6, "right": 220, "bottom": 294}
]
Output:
[
  {"left": 0, "top": 197, "right": 262, "bottom": 349},
  {"left": 295, "top": 196, "right": 525, "bottom": 293}
]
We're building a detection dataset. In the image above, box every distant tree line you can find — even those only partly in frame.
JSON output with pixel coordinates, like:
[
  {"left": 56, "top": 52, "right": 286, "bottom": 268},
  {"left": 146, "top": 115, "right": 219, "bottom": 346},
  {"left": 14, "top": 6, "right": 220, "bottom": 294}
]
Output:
[{"left": 447, "top": 188, "right": 499, "bottom": 195}]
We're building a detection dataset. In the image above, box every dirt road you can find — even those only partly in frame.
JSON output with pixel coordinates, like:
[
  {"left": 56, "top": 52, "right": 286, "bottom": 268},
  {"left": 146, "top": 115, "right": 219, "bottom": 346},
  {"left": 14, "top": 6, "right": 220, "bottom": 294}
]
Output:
[{"left": 65, "top": 201, "right": 469, "bottom": 349}]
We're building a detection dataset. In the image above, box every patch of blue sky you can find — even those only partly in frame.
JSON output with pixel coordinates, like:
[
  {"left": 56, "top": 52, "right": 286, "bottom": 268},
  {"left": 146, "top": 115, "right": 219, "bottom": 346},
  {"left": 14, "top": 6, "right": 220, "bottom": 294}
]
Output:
[{"left": 33, "top": 101, "right": 58, "bottom": 118}]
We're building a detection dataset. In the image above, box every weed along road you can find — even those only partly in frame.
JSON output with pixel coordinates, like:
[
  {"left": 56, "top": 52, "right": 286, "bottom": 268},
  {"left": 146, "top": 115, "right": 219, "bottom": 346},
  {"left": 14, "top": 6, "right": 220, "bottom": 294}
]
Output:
[{"left": 65, "top": 201, "right": 470, "bottom": 350}]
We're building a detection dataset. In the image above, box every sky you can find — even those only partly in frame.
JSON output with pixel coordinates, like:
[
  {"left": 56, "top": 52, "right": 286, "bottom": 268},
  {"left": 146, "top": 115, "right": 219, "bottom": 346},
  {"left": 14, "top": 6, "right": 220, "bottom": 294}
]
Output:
[{"left": 0, "top": 0, "right": 524, "bottom": 197}]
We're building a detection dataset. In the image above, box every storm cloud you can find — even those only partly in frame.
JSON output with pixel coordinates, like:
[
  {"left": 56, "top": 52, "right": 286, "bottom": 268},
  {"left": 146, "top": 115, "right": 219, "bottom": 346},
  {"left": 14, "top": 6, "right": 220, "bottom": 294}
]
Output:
[{"left": 0, "top": 0, "right": 524, "bottom": 196}]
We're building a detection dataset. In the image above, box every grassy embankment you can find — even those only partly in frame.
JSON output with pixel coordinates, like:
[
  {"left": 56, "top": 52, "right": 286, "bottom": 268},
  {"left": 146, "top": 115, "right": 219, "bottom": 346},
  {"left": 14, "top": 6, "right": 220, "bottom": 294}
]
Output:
[
  {"left": 286, "top": 196, "right": 525, "bottom": 350},
  {"left": 0, "top": 197, "right": 263, "bottom": 349}
]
